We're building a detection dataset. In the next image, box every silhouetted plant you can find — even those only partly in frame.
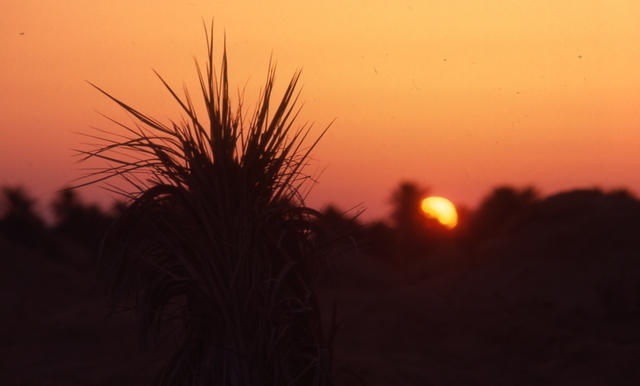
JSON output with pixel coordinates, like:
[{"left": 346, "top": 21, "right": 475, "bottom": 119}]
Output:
[
  {"left": 462, "top": 185, "right": 539, "bottom": 249},
  {"left": 359, "top": 221, "right": 395, "bottom": 260},
  {"left": 388, "top": 181, "right": 440, "bottom": 259},
  {"left": 78, "top": 23, "right": 335, "bottom": 386},
  {"left": 506, "top": 188, "right": 640, "bottom": 260},
  {"left": 0, "top": 186, "right": 47, "bottom": 246},
  {"left": 389, "top": 182, "right": 428, "bottom": 232},
  {"left": 319, "top": 205, "right": 362, "bottom": 248},
  {"left": 607, "top": 187, "right": 637, "bottom": 200},
  {"left": 51, "top": 188, "right": 116, "bottom": 252}
]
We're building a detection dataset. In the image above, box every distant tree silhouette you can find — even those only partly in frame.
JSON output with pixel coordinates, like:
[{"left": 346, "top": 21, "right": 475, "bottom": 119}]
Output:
[
  {"left": 607, "top": 187, "right": 637, "bottom": 201},
  {"left": 0, "top": 186, "right": 47, "bottom": 246},
  {"left": 463, "top": 185, "right": 539, "bottom": 249},
  {"left": 507, "top": 188, "right": 640, "bottom": 257},
  {"left": 322, "top": 205, "right": 360, "bottom": 234},
  {"left": 391, "top": 181, "right": 428, "bottom": 238},
  {"left": 388, "top": 181, "right": 437, "bottom": 259},
  {"left": 50, "top": 188, "right": 117, "bottom": 252},
  {"left": 321, "top": 205, "right": 396, "bottom": 260},
  {"left": 359, "top": 220, "right": 395, "bottom": 260}
]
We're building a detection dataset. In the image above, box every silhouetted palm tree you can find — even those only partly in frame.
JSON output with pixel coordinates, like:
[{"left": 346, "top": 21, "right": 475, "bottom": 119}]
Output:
[
  {"left": 389, "top": 181, "right": 434, "bottom": 259},
  {"left": 390, "top": 182, "right": 427, "bottom": 231}
]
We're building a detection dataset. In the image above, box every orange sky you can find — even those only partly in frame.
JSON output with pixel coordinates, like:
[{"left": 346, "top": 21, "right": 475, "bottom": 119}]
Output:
[{"left": 2, "top": 1, "right": 639, "bottom": 221}]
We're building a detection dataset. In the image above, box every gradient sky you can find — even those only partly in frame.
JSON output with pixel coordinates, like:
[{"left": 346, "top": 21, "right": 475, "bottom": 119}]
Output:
[{"left": 2, "top": 1, "right": 639, "bottom": 221}]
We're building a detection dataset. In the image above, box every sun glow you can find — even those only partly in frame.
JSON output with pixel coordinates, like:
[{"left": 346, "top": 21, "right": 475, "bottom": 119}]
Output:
[{"left": 421, "top": 197, "right": 458, "bottom": 229}]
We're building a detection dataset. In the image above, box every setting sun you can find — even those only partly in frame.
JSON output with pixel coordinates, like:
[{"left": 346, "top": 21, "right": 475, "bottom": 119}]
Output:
[{"left": 421, "top": 197, "right": 458, "bottom": 229}]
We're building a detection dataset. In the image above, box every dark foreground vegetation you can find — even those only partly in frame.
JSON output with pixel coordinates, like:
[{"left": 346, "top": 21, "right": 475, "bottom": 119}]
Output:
[{"left": 2, "top": 183, "right": 640, "bottom": 384}]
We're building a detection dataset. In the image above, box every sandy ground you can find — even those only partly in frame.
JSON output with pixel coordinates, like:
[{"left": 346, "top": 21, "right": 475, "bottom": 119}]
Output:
[{"left": 2, "top": 231, "right": 639, "bottom": 385}]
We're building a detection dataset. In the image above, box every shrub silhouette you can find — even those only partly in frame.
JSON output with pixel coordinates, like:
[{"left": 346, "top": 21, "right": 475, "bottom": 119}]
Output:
[
  {"left": 506, "top": 188, "right": 640, "bottom": 258},
  {"left": 321, "top": 205, "right": 358, "bottom": 233},
  {"left": 474, "top": 188, "right": 640, "bottom": 317},
  {"left": 462, "top": 185, "right": 539, "bottom": 250},
  {"left": 389, "top": 181, "right": 428, "bottom": 234},
  {"left": 388, "top": 181, "right": 447, "bottom": 260},
  {"left": 0, "top": 186, "right": 47, "bottom": 246},
  {"left": 319, "top": 205, "right": 364, "bottom": 249},
  {"left": 359, "top": 220, "right": 395, "bottom": 260},
  {"left": 50, "top": 188, "right": 117, "bottom": 253},
  {"left": 78, "top": 24, "right": 336, "bottom": 385}
]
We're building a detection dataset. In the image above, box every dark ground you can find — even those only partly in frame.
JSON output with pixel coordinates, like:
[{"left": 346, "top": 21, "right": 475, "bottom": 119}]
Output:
[
  {"left": 2, "top": 190, "right": 640, "bottom": 385},
  {"left": 327, "top": 250, "right": 640, "bottom": 386}
]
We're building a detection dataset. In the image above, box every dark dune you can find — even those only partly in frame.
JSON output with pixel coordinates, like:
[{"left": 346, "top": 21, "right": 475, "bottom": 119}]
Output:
[{"left": 2, "top": 188, "right": 640, "bottom": 385}]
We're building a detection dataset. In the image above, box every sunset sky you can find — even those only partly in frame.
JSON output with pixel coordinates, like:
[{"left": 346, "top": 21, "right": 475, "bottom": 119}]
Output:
[{"left": 2, "top": 1, "right": 639, "bottom": 221}]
